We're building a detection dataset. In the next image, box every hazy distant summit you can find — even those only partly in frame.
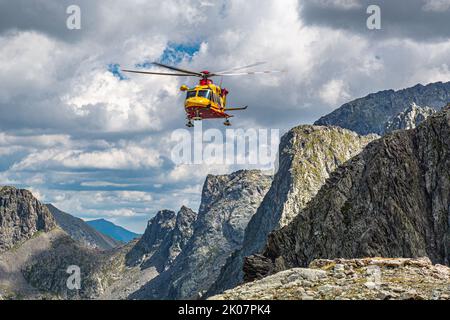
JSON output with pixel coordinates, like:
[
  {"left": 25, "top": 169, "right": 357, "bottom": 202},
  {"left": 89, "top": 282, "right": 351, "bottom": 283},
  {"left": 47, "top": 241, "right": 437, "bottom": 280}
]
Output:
[{"left": 87, "top": 219, "right": 140, "bottom": 243}]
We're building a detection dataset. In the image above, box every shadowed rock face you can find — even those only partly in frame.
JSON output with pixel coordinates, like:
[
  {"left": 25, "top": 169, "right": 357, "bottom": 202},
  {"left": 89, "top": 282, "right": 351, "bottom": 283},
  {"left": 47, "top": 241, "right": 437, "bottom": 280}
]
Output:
[
  {"left": 244, "top": 108, "right": 450, "bottom": 282},
  {"left": 208, "top": 126, "right": 377, "bottom": 296},
  {"left": 129, "top": 170, "right": 272, "bottom": 300},
  {"left": 0, "top": 187, "right": 56, "bottom": 252},
  {"left": 315, "top": 82, "right": 450, "bottom": 135}
]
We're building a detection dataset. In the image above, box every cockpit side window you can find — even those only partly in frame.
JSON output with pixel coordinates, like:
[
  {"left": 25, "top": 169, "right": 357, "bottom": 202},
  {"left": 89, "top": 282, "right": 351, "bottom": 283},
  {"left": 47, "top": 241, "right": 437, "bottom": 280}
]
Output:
[
  {"left": 197, "top": 90, "right": 211, "bottom": 99},
  {"left": 186, "top": 90, "right": 197, "bottom": 99}
]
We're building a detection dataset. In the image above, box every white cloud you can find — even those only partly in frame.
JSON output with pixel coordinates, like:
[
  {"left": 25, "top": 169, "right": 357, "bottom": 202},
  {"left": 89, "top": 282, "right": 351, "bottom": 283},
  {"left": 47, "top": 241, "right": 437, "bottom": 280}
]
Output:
[
  {"left": 319, "top": 79, "right": 351, "bottom": 106},
  {"left": 80, "top": 181, "right": 137, "bottom": 187},
  {"left": 11, "top": 144, "right": 162, "bottom": 171},
  {"left": 310, "top": 0, "right": 362, "bottom": 9},
  {"left": 2, "top": 0, "right": 450, "bottom": 231}
]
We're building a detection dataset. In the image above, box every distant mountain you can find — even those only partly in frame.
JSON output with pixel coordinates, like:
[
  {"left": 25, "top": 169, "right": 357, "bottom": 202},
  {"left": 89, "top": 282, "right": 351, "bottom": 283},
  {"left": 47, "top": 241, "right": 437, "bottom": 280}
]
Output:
[
  {"left": 315, "top": 82, "right": 450, "bottom": 135},
  {"left": 46, "top": 204, "right": 121, "bottom": 250},
  {"left": 87, "top": 219, "right": 140, "bottom": 243}
]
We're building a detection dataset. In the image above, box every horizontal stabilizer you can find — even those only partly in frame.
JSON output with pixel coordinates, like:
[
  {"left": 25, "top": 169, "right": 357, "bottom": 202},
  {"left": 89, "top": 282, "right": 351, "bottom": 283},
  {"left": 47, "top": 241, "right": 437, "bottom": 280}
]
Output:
[{"left": 224, "top": 106, "right": 248, "bottom": 111}]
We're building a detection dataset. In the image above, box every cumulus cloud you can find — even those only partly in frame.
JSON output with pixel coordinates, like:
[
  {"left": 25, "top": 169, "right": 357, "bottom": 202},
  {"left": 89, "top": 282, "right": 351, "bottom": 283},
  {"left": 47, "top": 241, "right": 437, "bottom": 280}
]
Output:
[
  {"left": 1, "top": 0, "right": 450, "bottom": 230},
  {"left": 319, "top": 79, "right": 351, "bottom": 106}
]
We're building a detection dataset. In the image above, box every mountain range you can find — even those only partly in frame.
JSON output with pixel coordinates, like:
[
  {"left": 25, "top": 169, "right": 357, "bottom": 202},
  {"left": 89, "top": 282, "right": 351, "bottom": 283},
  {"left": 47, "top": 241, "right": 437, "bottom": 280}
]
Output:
[{"left": 0, "top": 81, "right": 449, "bottom": 300}]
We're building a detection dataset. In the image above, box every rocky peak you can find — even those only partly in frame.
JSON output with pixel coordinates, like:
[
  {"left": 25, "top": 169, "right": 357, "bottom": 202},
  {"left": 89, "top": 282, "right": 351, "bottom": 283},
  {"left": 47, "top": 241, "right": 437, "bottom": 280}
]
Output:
[
  {"left": 0, "top": 186, "right": 56, "bottom": 252},
  {"left": 125, "top": 209, "right": 176, "bottom": 266},
  {"left": 208, "top": 126, "right": 377, "bottom": 296},
  {"left": 384, "top": 102, "right": 436, "bottom": 134},
  {"left": 141, "top": 206, "right": 197, "bottom": 271},
  {"left": 315, "top": 81, "right": 450, "bottom": 135},
  {"left": 129, "top": 169, "right": 273, "bottom": 300},
  {"left": 245, "top": 108, "right": 450, "bottom": 281}
]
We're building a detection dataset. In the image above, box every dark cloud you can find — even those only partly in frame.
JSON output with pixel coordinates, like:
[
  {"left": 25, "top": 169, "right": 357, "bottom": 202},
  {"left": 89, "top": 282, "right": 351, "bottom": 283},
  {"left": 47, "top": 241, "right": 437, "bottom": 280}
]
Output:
[
  {"left": 0, "top": 0, "right": 99, "bottom": 41},
  {"left": 300, "top": 0, "right": 450, "bottom": 41}
]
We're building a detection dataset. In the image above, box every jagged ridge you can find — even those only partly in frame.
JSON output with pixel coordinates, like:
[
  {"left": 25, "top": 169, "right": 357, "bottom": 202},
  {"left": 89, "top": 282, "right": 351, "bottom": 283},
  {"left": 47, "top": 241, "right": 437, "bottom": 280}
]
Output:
[
  {"left": 208, "top": 126, "right": 377, "bottom": 296},
  {"left": 244, "top": 107, "right": 450, "bottom": 281}
]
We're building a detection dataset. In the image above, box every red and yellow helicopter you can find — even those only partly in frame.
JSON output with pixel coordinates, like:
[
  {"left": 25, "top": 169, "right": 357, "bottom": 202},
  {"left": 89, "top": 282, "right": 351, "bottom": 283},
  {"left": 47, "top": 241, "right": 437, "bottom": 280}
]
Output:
[{"left": 122, "top": 62, "right": 282, "bottom": 127}]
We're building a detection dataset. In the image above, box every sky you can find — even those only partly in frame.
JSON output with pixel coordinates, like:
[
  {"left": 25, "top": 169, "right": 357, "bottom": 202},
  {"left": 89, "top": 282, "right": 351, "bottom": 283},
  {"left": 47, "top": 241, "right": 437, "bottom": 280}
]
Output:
[{"left": 0, "top": 0, "right": 450, "bottom": 232}]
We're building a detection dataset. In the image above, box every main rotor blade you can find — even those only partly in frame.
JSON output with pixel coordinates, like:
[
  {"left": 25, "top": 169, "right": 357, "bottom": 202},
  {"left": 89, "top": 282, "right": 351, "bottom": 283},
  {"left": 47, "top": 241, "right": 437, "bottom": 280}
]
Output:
[
  {"left": 213, "top": 70, "right": 285, "bottom": 76},
  {"left": 214, "top": 62, "right": 267, "bottom": 74},
  {"left": 122, "top": 69, "right": 198, "bottom": 77},
  {"left": 152, "top": 62, "right": 203, "bottom": 76}
]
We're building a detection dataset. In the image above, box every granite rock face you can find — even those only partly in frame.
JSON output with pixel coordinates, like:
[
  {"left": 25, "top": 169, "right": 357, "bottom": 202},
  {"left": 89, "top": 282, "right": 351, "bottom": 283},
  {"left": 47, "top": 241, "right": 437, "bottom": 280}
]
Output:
[
  {"left": 0, "top": 187, "right": 56, "bottom": 252},
  {"left": 384, "top": 103, "right": 436, "bottom": 134},
  {"left": 315, "top": 82, "right": 450, "bottom": 135},
  {"left": 129, "top": 170, "right": 272, "bottom": 300},
  {"left": 208, "top": 126, "right": 377, "bottom": 296},
  {"left": 244, "top": 108, "right": 450, "bottom": 281},
  {"left": 211, "top": 258, "right": 450, "bottom": 300},
  {"left": 141, "top": 206, "right": 197, "bottom": 272},
  {"left": 125, "top": 209, "right": 177, "bottom": 266}
]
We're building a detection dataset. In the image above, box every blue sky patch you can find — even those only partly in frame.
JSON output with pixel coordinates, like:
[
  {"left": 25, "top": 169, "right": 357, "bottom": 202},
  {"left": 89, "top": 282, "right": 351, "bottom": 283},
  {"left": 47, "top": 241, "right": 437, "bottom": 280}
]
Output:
[
  {"left": 107, "top": 63, "right": 127, "bottom": 80},
  {"left": 159, "top": 42, "right": 201, "bottom": 65}
]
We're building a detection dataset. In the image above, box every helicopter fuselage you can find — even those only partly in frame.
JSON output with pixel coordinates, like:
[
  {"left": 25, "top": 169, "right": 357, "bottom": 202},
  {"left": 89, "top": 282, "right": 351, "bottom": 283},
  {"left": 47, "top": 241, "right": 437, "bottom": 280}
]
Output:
[{"left": 182, "top": 81, "right": 231, "bottom": 120}]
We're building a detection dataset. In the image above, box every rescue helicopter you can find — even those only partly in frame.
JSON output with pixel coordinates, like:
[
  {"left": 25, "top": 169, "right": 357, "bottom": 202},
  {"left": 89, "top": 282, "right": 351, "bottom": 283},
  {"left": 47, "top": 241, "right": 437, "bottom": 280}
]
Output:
[{"left": 122, "top": 62, "right": 283, "bottom": 127}]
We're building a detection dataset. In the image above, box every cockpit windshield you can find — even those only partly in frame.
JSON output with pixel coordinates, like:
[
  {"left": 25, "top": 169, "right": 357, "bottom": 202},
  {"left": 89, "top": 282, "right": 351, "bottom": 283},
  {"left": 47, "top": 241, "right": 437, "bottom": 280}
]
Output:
[
  {"left": 186, "top": 90, "right": 197, "bottom": 99},
  {"left": 197, "top": 90, "right": 211, "bottom": 99}
]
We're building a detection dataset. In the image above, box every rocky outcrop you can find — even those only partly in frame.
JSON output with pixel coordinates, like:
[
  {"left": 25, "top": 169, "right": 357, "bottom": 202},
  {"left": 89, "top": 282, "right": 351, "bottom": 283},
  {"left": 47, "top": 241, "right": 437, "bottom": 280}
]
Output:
[
  {"left": 0, "top": 187, "right": 130, "bottom": 299},
  {"left": 46, "top": 204, "right": 121, "bottom": 250},
  {"left": 315, "top": 82, "right": 450, "bottom": 135},
  {"left": 384, "top": 103, "right": 436, "bottom": 134},
  {"left": 211, "top": 258, "right": 450, "bottom": 300},
  {"left": 142, "top": 206, "right": 197, "bottom": 272},
  {"left": 0, "top": 187, "right": 56, "bottom": 252},
  {"left": 208, "top": 126, "right": 377, "bottom": 296},
  {"left": 22, "top": 230, "right": 129, "bottom": 299},
  {"left": 125, "top": 210, "right": 176, "bottom": 266},
  {"left": 129, "top": 170, "right": 272, "bottom": 300},
  {"left": 244, "top": 108, "right": 450, "bottom": 281}
]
